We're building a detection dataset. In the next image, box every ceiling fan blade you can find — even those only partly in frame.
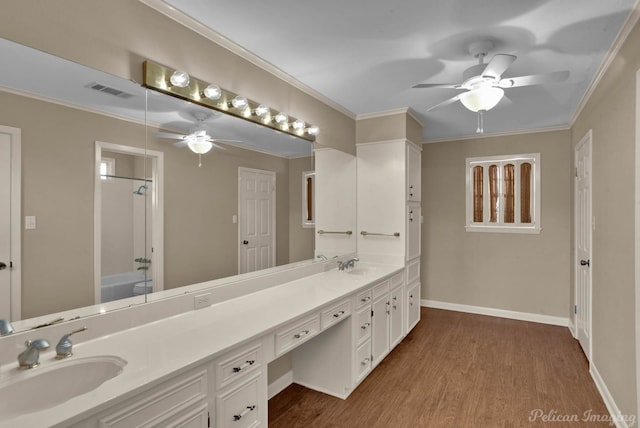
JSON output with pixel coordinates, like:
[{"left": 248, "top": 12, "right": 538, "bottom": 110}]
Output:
[
  {"left": 482, "top": 54, "right": 516, "bottom": 79},
  {"left": 412, "top": 83, "right": 461, "bottom": 89},
  {"left": 156, "top": 132, "right": 186, "bottom": 140},
  {"left": 173, "top": 141, "right": 188, "bottom": 148},
  {"left": 426, "top": 94, "right": 461, "bottom": 112},
  {"left": 500, "top": 70, "right": 570, "bottom": 88}
]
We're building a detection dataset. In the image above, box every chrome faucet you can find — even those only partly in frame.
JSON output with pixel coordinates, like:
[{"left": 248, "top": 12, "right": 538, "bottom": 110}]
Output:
[
  {"left": 55, "top": 326, "right": 88, "bottom": 359},
  {"left": 0, "top": 319, "right": 14, "bottom": 336},
  {"left": 338, "top": 257, "right": 359, "bottom": 271},
  {"left": 18, "top": 339, "right": 50, "bottom": 369},
  {"left": 317, "top": 255, "right": 328, "bottom": 260}
]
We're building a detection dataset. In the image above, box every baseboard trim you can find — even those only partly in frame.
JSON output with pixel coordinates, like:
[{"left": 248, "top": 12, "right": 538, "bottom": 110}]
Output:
[
  {"left": 568, "top": 316, "right": 577, "bottom": 338},
  {"left": 422, "top": 299, "right": 569, "bottom": 327},
  {"left": 267, "top": 370, "right": 293, "bottom": 400},
  {"left": 590, "top": 363, "right": 633, "bottom": 428}
]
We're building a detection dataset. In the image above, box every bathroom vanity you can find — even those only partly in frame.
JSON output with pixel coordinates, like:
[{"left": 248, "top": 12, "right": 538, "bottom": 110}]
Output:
[{"left": 0, "top": 261, "right": 416, "bottom": 427}]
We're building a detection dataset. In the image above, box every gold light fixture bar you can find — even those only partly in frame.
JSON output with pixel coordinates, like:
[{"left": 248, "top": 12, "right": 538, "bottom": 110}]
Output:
[{"left": 142, "top": 60, "right": 317, "bottom": 142}]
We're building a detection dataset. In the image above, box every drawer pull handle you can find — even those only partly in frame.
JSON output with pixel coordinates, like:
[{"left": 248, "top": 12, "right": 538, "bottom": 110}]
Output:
[
  {"left": 333, "top": 310, "right": 345, "bottom": 318},
  {"left": 361, "top": 357, "right": 370, "bottom": 365},
  {"left": 360, "top": 296, "right": 371, "bottom": 302},
  {"left": 232, "top": 360, "right": 256, "bottom": 373},
  {"left": 233, "top": 405, "right": 256, "bottom": 421},
  {"left": 360, "top": 322, "right": 371, "bottom": 330},
  {"left": 293, "top": 330, "right": 310, "bottom": 339}
]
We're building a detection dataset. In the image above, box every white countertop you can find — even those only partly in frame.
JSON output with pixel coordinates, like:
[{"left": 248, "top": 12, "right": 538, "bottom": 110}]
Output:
[{"left": 0, "top": 262, "right": 402, "bottom": 428}]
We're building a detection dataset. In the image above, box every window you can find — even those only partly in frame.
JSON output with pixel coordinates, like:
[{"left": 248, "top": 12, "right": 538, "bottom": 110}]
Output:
[{"left": 466, "top": 153, "right": 540, "bottom": 233}]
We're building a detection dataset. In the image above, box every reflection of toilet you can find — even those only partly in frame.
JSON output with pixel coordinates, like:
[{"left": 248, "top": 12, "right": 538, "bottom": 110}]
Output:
[{"left": 133, "top": 281, "right": 153, "bottom": 296}]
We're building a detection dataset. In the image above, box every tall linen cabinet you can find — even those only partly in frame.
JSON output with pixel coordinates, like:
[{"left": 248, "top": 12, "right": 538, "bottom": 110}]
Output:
[{"left": 356, "top": 139, "right": 422, "bottom": 346}]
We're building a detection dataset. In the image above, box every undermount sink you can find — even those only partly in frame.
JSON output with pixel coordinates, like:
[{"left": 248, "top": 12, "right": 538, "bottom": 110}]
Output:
[{"left": 0, "top": 355, "right": 127, "bottom": 417}]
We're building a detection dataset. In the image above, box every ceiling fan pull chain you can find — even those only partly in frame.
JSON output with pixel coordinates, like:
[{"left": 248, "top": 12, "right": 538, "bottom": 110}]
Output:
[
  {"left": 198, "top": 153, "right": 203, "bottom": 168},
  {"left": 476, "top": 110, "right": 485, "bottom": 134}
]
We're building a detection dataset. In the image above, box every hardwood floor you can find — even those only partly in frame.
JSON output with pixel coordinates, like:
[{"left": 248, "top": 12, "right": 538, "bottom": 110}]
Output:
[{"left": 268, "top": 308, "right": 610, "bottom": 427}]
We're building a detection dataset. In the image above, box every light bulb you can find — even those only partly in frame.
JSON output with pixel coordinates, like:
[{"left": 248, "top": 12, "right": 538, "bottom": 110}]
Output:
[
  {"left": 274, "top": 112, "right": 288, "bottom": 124},
  {"left": 169, "top": 70, "right": 190, "bottom": 88},
  {"left": 459, "top": 87, "right": 504, "bottom": 112},
  {"left": 203, "top": 84, "right": 222, "bottom": 100},
  {"left": 231, "top": 95, "right": 248, "bottom": 109},
  {"left": 307, "top": 126, "right": 319, "bottom": 136},
  {"left": 187, "top": 140, "right": 213, "bottom": 154},
  {"left": 292, "top": 120, "right": 305, "bottom": 130},
  {"left": 254, "top": 104, "right": 270, "bottom": 117}
]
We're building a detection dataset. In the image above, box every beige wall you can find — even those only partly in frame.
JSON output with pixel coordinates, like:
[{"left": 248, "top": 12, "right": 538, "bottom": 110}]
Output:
[
  {"left": 570, "top": 15, "right": 640, "bottom": 419},
  {"left": 421, "top": 130, "right": 572, "bottom": 317}
]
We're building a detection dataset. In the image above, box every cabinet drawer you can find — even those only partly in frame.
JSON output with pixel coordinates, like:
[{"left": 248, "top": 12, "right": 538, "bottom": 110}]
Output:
[
  {"left": 355, "top": 288, "right": 372, "bottom": 309},
  {"left": 356, "top": 339, "right": 372, "bottom": 382},
  {"left": 372, "top": 279, "right": 390, "bottom": 300},
  {"left": 356, "top": 306, "right": 372, "bottom": 344},
  {"left": 215, "top": 341, "right": 262, "bottom": 390},
  {"left": 274, "top": 313, "right": 320, "bottom": 356},
  {"left": 321, "top": 298, "right": 351, "bottom": 330},
  {"left": 98, "top": 368, "right": 208, "bottom": 428},
  {"left": 216, "top": 372, "right": 263, "bottom": 428}
]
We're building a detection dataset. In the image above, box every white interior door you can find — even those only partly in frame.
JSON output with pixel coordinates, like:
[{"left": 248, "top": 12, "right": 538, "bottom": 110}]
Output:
[
  {"left": 575, "top": 130, "right": 592, "bottom": 359},
  {"left": 238, "top": 168, "right": 275, "bottom": 274},
  {"left": 0, "top": 126, "right": 21, "bottom": 321}
]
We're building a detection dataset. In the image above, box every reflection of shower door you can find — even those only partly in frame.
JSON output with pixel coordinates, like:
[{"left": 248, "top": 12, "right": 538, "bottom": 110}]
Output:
[{"left": 238, "top": 168, "right": 275, "bottom": 274}]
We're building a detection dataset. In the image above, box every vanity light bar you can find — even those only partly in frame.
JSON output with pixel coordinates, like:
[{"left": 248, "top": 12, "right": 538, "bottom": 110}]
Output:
[{"left": 142, "top": 60, "right": 317, "bottom": 142}]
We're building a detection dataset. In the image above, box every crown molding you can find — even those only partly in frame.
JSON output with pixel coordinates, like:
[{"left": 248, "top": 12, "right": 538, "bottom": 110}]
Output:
[
  {"left": 422, "top": 124, "right": 570, "bottom": 144},
  {"left": 569, "top": 0, "right": 640, "bottom": 128},
  {"left": 138, "top": 0, "right": 356, "bottom": 120}
]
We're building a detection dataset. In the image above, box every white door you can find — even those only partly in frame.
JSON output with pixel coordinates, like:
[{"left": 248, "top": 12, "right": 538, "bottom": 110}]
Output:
[
  {"left": 0, "top": 126, "right": 21, "bottom": 321},
  {"left": 575, "top": 131, "right": 592, "bottom": 359},
  {"left": 238, "top": 168, "right": 275, "bottom": 274}
]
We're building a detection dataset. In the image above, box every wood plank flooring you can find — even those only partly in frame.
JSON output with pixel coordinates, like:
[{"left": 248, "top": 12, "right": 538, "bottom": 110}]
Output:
[{"left": 268, "top": 308, "right": 610, "bottom": 427}]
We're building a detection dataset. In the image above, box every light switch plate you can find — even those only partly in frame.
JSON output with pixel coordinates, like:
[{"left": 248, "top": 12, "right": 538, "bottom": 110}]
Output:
[{"left": 25, "top": 216, "right": 36, "bottom": 229}]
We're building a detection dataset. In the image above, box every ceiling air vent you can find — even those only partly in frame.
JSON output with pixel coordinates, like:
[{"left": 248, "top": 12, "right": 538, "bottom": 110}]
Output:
[{"left": 86, "top": 82, "right": 134, "bottom": 99}]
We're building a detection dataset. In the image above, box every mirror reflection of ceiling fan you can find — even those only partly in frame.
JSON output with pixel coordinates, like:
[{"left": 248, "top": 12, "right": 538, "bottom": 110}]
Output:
[
  {"left": 155, "top": 111, "right": 241, "bottom": 167},
  {"left": 413, "top": 40, "right": 569, "bottom": 133}
]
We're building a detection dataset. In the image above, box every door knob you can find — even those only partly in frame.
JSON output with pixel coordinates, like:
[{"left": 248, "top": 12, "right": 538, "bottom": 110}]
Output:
[
  {"left": 580, "top": 259, "right": 590, "bottom": 267},
  {"left": 0, "top": 262, "right": 6, "bottom": 270},
  {"left": 243, "top": 240, "right": 249, "bottom": 245}
]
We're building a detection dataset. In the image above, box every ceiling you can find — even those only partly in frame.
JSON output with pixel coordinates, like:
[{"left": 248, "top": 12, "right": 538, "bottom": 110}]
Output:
[{"left": 153, "top": 0, "right": 637, "bottom": 142}]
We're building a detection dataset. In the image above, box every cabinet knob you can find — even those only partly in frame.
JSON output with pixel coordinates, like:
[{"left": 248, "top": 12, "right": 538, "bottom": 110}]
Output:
[
  {"left": 232, "top": 360, "right": 255, "bottom": 373},
  {"left": 293, "top": 330, "right": 310, "bottom": 339},
  {"left": 333, "top": 310, "right": 345, "bottom": 318},
  {"left": 361, "top": 322, "right": 371, "bottom": 330}
]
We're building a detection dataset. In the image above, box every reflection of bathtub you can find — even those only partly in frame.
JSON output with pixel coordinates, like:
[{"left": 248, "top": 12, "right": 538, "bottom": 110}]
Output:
[{"left": 101, "top": 272, "right": 153, "bottom": 302}]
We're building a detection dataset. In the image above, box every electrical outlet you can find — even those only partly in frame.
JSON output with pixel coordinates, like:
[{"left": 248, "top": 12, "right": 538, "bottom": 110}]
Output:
[{"left": 194, "top": 293, "right": 212, "bottom": 309}]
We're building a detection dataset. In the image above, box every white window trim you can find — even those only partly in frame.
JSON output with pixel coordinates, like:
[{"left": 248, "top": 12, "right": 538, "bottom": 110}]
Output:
[
  {"left": 100, "top": 157, "right": 116, "bottom": 182},
  {"left": 465, "top": 153, "right": 541, "bottom": 234},
  {"left": 302, "top": 170, "right": 315, "bottom": 228}
]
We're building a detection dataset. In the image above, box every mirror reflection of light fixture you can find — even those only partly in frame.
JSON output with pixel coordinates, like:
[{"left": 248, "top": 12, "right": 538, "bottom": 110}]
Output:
[
  {"left": 254, "top": 104, "right": 270, "bottom": 117},
  {"left": 169, "top": 70, "right": 190, "bottom": 88},
  {"left": 307, "top": 126, "right": 319, "bottom": 136},
  {"left": 203, "top": 84, "right": 222, "bottom": 100},
  {"left": 274, "top": 112, "right": 288, "bottom": 124},
  {"left": 292, "top": 120, "right": 305, "bottom": 131}
]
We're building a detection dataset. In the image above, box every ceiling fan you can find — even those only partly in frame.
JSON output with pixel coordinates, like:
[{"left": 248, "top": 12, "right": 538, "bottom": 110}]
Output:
[
  {"left": 413, "top": 40, "right": 569, "bottom": 133},
  {"left": 155, "top": 111, "right": 240, "bottom": 167}
]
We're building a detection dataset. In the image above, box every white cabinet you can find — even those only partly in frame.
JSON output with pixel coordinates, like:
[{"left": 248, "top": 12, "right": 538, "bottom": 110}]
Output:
[
  {"left": 407, "top": 143, "right": 421, "bottom": 202},
  {"left": 407, "top": 280, "right": 421, "bottom": 333},
  {"left": 406, "top": 202, "right": 421, "bottom": 262},
  {"left": 214, "top": 341, "right": 267, "bottom": 428},
  {"left": 370, "top": 271, "right": 405, "bottom": 367},
  {"left": 76, "top": 366, "right": 211, "bottom": 428},
  {"left": 389, "top": 284, "right": 404, "bottom": 348}
]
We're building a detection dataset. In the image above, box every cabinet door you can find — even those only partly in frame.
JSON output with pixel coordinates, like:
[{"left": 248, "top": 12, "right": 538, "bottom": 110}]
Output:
[
  {"left": 389, "top": 286, "right": 404, "bottom": 348},
  {"left": 371, "top": 295, "right": 390, "bottom": 365},
  {"left": 407, "top": 143, "right": 421, "bottom": 202},
  {"left": 406, "top": 202, "right": 421, "bottom": 261},
  {"left": 407, "top": 281, "right": 421, "bottom": 333}
]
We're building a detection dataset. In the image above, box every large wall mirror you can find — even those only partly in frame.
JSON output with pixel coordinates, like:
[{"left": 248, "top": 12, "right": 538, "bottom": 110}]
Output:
[{"left": 0, "top": 37, "right": 314, "bottom": 330}]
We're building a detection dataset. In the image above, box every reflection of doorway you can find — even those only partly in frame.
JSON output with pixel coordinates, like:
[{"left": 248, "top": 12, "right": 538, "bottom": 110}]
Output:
[
  {"left": 0, "top": 125, "right": 21, "bottom": 320},
  {"left": 574, "top": 130, "right": 592, "bottom": 360},
  {"left": 94, "top": 142, "right": 164, "bottom": 303},
  {"left": 238, "top": 167, "right": 275, "bottom": 274}
]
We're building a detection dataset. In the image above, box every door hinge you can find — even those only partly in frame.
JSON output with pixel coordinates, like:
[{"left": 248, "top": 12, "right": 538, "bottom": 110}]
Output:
[
  {"left": 574, "top": 304, "right": 577, "bottom": 314},
  {"left": 575, "top": 167, "right": 578, "bottom": 177},
  {"left": 371, "top": 310, "right": 374, "bottom": 317}
]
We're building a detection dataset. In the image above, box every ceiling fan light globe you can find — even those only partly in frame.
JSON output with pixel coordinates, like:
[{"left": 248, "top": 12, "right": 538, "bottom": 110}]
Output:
[
  {"left": 187, "top": 140, "right": 213, "bottom": 154},
  {"left": 459, "top": 87, "right": 504, "bottom": 112}
]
